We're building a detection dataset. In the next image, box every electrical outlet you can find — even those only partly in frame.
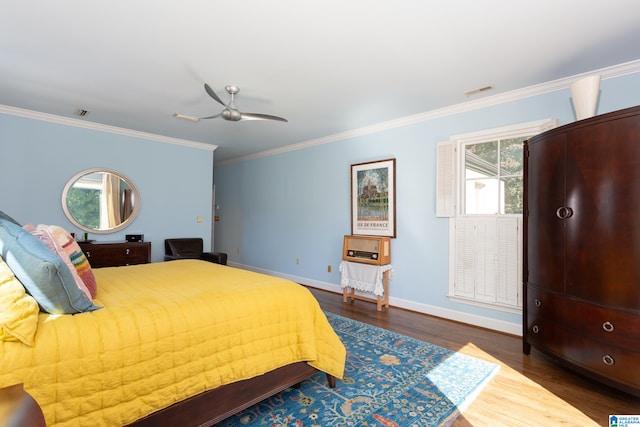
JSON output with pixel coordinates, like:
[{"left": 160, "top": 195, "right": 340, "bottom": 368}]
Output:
[
  {"left": 197, "top": 216, "right": 202, "bottom": 223},
  {"left": 327, "top": 265, "right": 332, "bottom": 273},
  {"left": 296, "top": 258, "right": 300, "bottom": 265}
]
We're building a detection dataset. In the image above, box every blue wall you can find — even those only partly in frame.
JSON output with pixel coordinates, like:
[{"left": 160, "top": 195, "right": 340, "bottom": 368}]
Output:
[
  {"left": 2, "top": 71, "right": 638, "bottom": 333},
  {"left": 213, "top": 71, "right": 640, "bottom": 333},
  {"left": 0, "top": 114, "right": 215, "bottom": 262}
]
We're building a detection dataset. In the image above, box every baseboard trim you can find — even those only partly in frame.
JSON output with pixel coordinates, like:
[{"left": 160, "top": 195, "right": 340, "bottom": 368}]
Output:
[{"left": 228, "top": 262, "right": 522, "bottom": 337}]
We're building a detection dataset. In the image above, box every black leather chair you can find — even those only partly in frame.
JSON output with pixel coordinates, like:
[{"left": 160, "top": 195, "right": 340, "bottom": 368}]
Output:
[{"left": 164, "top": 238, "right": 227, "bottom": 265}]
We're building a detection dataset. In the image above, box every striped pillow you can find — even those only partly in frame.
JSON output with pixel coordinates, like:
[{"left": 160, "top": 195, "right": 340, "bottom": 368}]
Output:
[
  {"left": 36, "top": 225, "right": 98, "bottom": 298},
  {"left": 29, "top": 227, "right": 93, "bottom": 301}
]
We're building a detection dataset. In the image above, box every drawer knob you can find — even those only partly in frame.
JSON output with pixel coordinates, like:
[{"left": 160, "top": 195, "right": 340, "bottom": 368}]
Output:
[
  {"left": 602, "top": 321, "right": 615, "bottom": 333},
  {"left": 532, "top": 325, "right": 540, "bottom": 334},
  {"left": 602, "top": 354, "right": 615, "bottom": 366},
  {"left": 535, "top": 299, "right": 542, "bottom": 307}
]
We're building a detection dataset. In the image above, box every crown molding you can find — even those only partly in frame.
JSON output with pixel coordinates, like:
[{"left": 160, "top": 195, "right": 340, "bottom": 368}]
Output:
[
  {"left": 217, "top": 59, "right": 640, "bottom": 166},
  {"left": 3, "top": 59, "right": 639, "bottom": 164},
  {"left": 0, "top": 104, "right": 217, "bottom": 152}
]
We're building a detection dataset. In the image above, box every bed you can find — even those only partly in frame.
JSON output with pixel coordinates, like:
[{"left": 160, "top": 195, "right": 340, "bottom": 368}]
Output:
[{"left": 0, "top": 220, "right": 346, "bottom": 427}]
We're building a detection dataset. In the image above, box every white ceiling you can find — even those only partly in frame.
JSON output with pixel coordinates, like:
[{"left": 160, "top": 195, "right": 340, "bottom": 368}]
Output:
[{"left": 2, "top": 1, "right": 640, "bottom": 162}]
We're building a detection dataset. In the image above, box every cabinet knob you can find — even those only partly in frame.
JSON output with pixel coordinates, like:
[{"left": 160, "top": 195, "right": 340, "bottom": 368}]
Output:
[
  {"left": 535, "top": 299, "right": 542, "bottom": 307},
  {"left": 602, "top": 354, "right": 615, "bottom": 366},
  {"left": 532, "top": 325, "right": 540, "bottom": 334},
  {"left": 602, "top": 321, "right": 615, "bottom": 332},
  {"left": 126, "top": 248, "right": 130, "bottom": 255},
  {"left": 555, "top": 206, "right": 574, "bottom": 219},
  {"left": 86, "top": 251, "right": 91, "bottom": 258}
]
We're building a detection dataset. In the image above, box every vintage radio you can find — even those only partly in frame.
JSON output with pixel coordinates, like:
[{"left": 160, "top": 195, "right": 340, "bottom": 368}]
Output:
[{"left": 342, "top": 235, "right": 391, "bottom": 265}]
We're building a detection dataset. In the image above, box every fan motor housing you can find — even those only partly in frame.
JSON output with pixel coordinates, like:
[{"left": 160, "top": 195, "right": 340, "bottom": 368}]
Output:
[{"left": 222, "top": 109, "right": 242, "bottom": 121}]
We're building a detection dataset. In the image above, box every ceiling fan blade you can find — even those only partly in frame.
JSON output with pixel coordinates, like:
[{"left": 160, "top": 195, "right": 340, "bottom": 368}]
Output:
[
  {"left": 240, "top": 112, "right": 288, "bottom": 123},
  {"left": 204, "top": 83, "right": 227, "bottom": 107},
  {"left": 200, "top": 113, "right": 222, "bottom": 120},
  {"left": 173, "top": 113, "right": 201, "bottom": 122}
]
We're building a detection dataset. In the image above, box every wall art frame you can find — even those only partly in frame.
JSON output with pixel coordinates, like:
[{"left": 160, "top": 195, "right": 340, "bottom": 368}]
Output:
[{"left": 351, "top": 158, "right": 396, "bottom": 237}]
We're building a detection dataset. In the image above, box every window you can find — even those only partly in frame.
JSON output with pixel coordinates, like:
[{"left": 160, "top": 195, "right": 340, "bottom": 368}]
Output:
[
  {"left": 436, "top": 119, "right": 558, "bottom": 312},
  {"left": 463, "top": 137, "right": 525, "bottom": 215}
]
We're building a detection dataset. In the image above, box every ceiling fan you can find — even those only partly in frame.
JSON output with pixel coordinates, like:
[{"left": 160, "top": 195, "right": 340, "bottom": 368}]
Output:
[{"left": 197, "top": 83, "right": 288, "bottom": 123}]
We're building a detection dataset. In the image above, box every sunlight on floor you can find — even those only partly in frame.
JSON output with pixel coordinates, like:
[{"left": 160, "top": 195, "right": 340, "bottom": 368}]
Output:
[{"left": 452, "top": 342, "right": 601, "bottom": 427}]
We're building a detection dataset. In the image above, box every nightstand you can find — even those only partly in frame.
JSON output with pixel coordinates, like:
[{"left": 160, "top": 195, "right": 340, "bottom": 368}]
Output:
[{"left": 0, "top": 383, "right": 45, "bottom": 426}]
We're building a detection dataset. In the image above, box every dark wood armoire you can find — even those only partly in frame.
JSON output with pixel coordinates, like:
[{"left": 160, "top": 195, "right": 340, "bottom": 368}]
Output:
[{"left": 523, "top": 105, "right": 640, "bottom": 397}]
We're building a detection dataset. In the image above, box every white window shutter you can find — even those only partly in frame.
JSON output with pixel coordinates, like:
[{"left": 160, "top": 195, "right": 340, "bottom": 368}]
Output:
[
  {"left": 436, "top": 141, "right": 456, "bottom": 217},
  {"left": 475, "top": 218, "right": 497, "bottom": 302},
  {"left": 454, "top": 218, "right": 476, "bottom": 298},
  {"left": 496, "top": 217, "right": 522, "bottom": 306},
  {"left": 453, "top": 216, "right": 522, "bottom": 309}
]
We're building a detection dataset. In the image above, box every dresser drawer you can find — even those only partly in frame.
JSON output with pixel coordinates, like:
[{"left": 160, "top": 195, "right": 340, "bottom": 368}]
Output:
[
  {"left": 526, "top": 317, "right": 640, "bottom": 391},
  {"left": 79, "top": 242, "right": 151, "bottom": 268},
  {"left": 527, "top": 285, "right": 640, "bottom": 350}
]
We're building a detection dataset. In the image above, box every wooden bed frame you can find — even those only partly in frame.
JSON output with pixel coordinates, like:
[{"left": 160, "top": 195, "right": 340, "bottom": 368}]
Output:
[{"left": 128, "top": 362, "right": 336, "bottom": 427}]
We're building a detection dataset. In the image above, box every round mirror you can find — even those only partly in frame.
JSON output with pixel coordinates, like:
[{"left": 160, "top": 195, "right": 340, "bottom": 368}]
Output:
[{"left": 61, "top": 168, "right": 140, "bottom": 234}]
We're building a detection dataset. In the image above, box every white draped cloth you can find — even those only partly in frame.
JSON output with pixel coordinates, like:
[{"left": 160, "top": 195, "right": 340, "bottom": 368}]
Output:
[{"left": 339, "top": 261, "right": 393, "bottom": 296}]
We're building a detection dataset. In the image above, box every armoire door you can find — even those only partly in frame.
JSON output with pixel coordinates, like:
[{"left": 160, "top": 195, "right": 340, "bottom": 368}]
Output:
[
  {"left": 525, "top": 132, "right": 567, "bottom": 293},
  {"left": 564, "top": 115, "right": 640, "bottom": 310}
]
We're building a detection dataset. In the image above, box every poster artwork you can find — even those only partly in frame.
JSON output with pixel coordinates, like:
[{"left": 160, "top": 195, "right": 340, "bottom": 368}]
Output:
[
  {"left": 351, "top": 158, "right": 395, "bottom": 237},
  {"left": 357, "top": 167, "right": 390, "bottom": 232}
]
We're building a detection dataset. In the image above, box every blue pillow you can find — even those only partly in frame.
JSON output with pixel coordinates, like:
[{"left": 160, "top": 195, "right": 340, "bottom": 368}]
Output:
[
  {"left": 0, "top": 219, "right": 100, "bottom": 314},
  {"left": 0, "top": 210, "right": 20, "bottom": 226}
]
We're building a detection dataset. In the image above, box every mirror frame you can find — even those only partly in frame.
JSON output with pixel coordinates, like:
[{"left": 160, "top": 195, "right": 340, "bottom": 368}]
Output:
[{"left": 61, "top": 168, "right": 140, "bottom": 234}]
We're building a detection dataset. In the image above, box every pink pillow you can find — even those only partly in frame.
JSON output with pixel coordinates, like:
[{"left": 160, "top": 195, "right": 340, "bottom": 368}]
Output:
[
  {"left": 36, "top": 225, "right": 98, "bottom": 298},
  {"left": 28, "top": 228, "right": 93, "bottom": 301}
]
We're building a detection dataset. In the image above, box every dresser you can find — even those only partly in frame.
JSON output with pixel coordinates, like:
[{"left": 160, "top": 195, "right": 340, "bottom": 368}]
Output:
[
  {"left": 523, "top": 105, "right": 640, "bottom": 397},
  {"left": 78, "top": 241, "right": 151, "bottom": 268}
]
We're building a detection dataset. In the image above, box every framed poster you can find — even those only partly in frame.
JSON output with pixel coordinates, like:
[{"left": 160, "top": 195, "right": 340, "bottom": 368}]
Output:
[{"left": 351, "top": 158, "right": 396, "bottom": 237}]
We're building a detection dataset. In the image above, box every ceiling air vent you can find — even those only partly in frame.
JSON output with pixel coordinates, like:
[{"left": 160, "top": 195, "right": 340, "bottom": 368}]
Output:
[
  {"left": 464, "top": 85, "right": 494, "bottom": 97},
  {"left": 73, "top": 108, "right": 90, "bottom": 117}
]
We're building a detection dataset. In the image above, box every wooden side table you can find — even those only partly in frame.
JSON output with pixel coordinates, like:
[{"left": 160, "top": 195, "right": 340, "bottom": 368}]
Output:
[
  {"left": 0, "top": 383, "right": 45, "bottom": 427},
  {"left": 339, "top": 261, "right": 392, "bottom": 311}
]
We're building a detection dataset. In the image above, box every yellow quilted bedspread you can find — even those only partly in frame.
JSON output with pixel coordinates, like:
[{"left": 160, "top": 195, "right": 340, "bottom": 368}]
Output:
[{"left": 0, "top": 260, "right": 345, "bottom": 426}]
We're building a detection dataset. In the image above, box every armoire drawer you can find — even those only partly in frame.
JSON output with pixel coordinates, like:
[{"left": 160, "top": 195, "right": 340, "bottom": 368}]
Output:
[
  {"left": 527, "top": 285, "right": 640, "bottom": 350},
  {"left": 525, "top": 318, "right": 640, "bottom": 391}
]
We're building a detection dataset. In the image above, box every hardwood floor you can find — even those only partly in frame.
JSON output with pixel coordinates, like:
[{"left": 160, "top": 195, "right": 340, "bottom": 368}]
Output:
[{"left": 307, "top": 287, "right": 640, "bottom": 427}]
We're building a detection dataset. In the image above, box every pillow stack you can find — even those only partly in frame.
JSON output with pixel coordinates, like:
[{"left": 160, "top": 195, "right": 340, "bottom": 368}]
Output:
[{"left": 0, "top": 210, "right": 100, "bottom": 317}]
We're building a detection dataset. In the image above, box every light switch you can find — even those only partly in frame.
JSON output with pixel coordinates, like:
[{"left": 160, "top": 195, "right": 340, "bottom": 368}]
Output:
[{"left": 197, "top": 216, "right": 202, "bottom": 223}]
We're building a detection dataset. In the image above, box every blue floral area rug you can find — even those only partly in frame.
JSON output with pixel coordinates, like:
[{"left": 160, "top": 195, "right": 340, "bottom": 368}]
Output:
[{"left": 218, "top": 312, "right": 499, "bottom": 427}]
